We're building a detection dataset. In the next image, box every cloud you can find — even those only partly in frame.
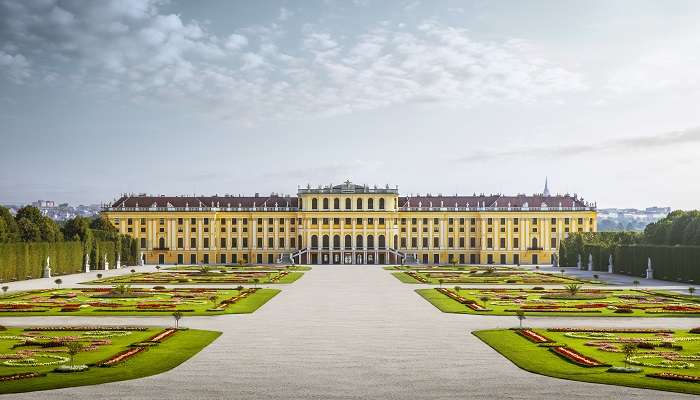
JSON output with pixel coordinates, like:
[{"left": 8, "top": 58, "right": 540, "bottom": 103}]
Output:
[
  {"left": 0, "top": 0, "right": 587, "bottom": 123},
  {"left": 0, "top": 50, "right": 29, "bottom": 82},
  {"left": 453, "top": 127, "right": 700, "bottom": 163},
  {"left": 225, "top": 33, "right": 248, "bottom": 50},
  {"left": 277, "top": 7, "right": 293, "bottom": 21}
]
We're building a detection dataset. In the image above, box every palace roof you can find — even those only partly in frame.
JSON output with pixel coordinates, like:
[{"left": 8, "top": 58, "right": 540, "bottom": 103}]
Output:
[{"left": 111, "top": 195, "right": 298, "bottom": 209}]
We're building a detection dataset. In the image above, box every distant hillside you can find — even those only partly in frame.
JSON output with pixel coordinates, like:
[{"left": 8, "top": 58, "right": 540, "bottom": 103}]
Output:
[{"left": 597, "top": 207, "right": 670, "bottom": 232}]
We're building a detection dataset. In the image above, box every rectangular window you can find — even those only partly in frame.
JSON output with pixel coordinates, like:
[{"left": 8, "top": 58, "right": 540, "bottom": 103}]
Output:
[
  {"left": 177, "top": 238, "right": 184, "bottom": 249},
  {"left": 470, "top": 238, "right": 476, "bottom": 248},
  {"left": 400, "top": 238, "right": 407, "bottom": 248},
  {"left": 140, "top": 238, "right": 146, "bottom": 248},
  {"left": 448, "top": 238, "right": 454, "bottom": 248},
  {"left": 268, "top": 238, "right": 274, "bottom": 248},
  {"left": 279, "top": 237, "right": 285, "bottom": 248},
  {"left": 356, "top": 218, "right": 362, "bottom": 225},
  {"left": 551, "top": 237, "right": 557, "bottom": 248},
  {"left": 220, "top": 254, "right": 226, "bottom": 264},
  {"left": 367, "top": 218, "right": 374, "bottom": 225},
  {"left": 514, "top": 218, "right": 519, "bottom": 225},
  {"left": 178, "top": 218, "right": 183, "bottom": 225},
  {"left": 378, "top": 218, "right": 385, "bottom": 225},
  {"left": 551, "top": 217, "right": 556, "bottom": 224},
  {"left": 190, "top": 218, "right": 196, "bottom": 225},
  {"left": 500, "top": 254, "right": 506, "bottom": 264},
  {"left": 257, "top": 238, "right": 263, "bottom": 248},
  {"left": 433, "top": 237, "right": 439, "bottom": 248},
  {"left": 220, "top": 238, "right": 226, "bottom": 248},
  {"left": 513, "top": 238, "right": 519, "bottom": 249},
  {"left": 203, "top": 238, "right": 209, "bottom": 248},
  {"left": 459, "top": 238, "right": 465, "bottom": 248},
  {"left": 500, "top": 218, "right": 506, "bottom": 225},
  {"left": 422, "top": 238, "right": 428, "bottom": 248},
  {"left": 345, "top": 218, "right": 352, "bottom": 225},
  {"left": 232, "top": 238, "right": 238, "bottom": 248},
  {"left": 203, "top": 254, "right": 209, "bottom": 264},
  {"left": 190, "top": 238, "right": 197, "bottom": 248},
  {"left": 203, "top": 218, "right": 209, "bottom": 225},
  {"left": 500, "top": 238, "right": 506, "bottom": 249},
  {"left": 411, "top": 237, "right": 417, "bottom": 248},
  {"left": 487, "top": 218, "right": 493, "bottom": 225},
  {"left": 578, "top": 218, "right": 584, "bottom": 224},
  {"left": 487, "top": 238, "right": 493, "bottom": 248},
  {"left": 242, "top": 238, "right": 248, "bottom": 248}
]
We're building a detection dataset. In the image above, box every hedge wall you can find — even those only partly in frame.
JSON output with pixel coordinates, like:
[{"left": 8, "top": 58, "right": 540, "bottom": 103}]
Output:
[
  {"left": 0, "top": 238, "right": 138, "bottom": 282},
  {"left": 0, "top": 241, "right": 84, "bottom": 282},
  {"left": 613, "top": 245, "right": 700, "bottom": 283}
]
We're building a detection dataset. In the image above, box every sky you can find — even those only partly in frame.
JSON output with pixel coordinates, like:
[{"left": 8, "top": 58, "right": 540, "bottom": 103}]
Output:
[{"left": 1, "top": 0, "right": 699, "bottom": 209}]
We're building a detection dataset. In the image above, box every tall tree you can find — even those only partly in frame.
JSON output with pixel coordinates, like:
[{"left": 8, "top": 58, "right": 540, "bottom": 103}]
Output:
[
  {"left": 0, "top": 206, "right": 19, "bottom": 242},
  {"left": 17, "top": 218, "right": 41, "bottom": 242},
  {"left": 62, "top": 216, "right": 92, "bottom": 242}
]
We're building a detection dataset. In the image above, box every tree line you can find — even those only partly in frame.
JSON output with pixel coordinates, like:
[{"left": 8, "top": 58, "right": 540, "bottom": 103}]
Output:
[{"left": 0, "top": 205, "right": 117, "bottom": 244}]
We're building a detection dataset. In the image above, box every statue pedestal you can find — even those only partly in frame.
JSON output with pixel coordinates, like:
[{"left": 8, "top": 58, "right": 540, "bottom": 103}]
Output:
[
  {"left": 42, "top": 266, "right": 52, "bottom": 279},
  {"left": 608, "top": 264, "right": 613, "bottom": 274},
  {"left": 646, "top": 268, "right": 654, "bottom": 280}
]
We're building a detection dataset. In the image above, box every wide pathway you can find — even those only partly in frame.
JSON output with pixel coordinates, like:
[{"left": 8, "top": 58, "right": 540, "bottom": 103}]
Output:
[{"left": 3, "top": 266, "right": 697, "bottom": 399}]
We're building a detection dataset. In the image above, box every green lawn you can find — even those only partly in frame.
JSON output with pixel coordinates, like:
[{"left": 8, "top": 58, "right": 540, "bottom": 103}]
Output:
[
  {"left": 0, "top": 287, "right": 280, "bottom": 316},
  {"left": 81, "top": 271, "right": 304, "bottom": 285},
  {"left": 164, "top": 265, "right": 312, "bottom": 271},
  {"left": 416, "top": 287, "right": 700, "bottom": 317},
  {"left": 393, "top": 270, "right": 600, "bottom": 285},
  {"left": 384, "top": 265, "right": 517, "bottom": 271},
  {"left": 474, "top": 328, "right": 700, "bottom": 395},
  {"left": 0, "top": 327, "right": 220, "bottom": 394}
]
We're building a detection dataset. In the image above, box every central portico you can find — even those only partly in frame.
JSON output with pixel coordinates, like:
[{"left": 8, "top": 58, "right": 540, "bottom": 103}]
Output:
[{"left": 293, "top": 181, "right": 404, "bottom": 265}]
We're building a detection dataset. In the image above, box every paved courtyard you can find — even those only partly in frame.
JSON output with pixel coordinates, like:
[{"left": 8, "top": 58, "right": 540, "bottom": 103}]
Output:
[{"left": 2, "top": 266, "right": 697, "bottom": 399}]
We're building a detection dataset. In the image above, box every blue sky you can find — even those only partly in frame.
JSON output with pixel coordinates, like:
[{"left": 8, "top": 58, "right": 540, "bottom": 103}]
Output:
[{"left": 1, "top": 0, "right": 699, "bottom": 208}]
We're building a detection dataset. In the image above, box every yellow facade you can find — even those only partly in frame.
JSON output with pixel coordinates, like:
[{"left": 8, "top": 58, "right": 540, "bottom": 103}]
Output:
[{"left": 103, "top": 182, "right": 596, "bottom": 266}]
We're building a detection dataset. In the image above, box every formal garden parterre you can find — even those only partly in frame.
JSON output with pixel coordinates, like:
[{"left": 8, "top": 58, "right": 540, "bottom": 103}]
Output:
[
  {"left": 0, "top": 286, "right": 279, "bottom": 316},
  {"left": 393, "top": 268, "right": 601, "bottom": 285},
  {"left": 417, "top": 286, "right": 700, "bottom": 316},
  {"left": 81, "top": 269, "right": 304, "bottom": 285},
  {"left": 0, "top": 325, "right": 220, "bottom": 394},
  {"left": 474, "top": 327, "right": 700, "bottom": 395},
  {"left": 164, "top": 264, "right": 312, "bottom": 272}
]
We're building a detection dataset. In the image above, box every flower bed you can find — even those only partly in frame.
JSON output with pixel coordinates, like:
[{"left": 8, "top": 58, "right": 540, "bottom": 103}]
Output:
[
  {"left": 0, "top": 372, "right": 43, "bottom": 382},
  {"left": 548, "top": 328, "right": 673, "bottom": 333},
  {"left": 515, "top": 329, "right": 552, "bottom": 343},
  {"left": 97, "top": 346, "right": 147, "bottom": 367},
  {"left": 147, "top": 329, "right": 177, "bottom": 343},
  {"left": 550, "top": 346, "right": 606, "bottom": 367},
  {"left": 25, "top": 326, "right": 148, "bottom": 331},
  {"left": 647, "top": 372, "right": 700, "bottom": 383}
]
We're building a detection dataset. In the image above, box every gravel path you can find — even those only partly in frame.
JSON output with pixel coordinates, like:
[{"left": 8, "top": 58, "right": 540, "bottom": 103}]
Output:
[{"left": 2, "top": 266, "right": 697, "bottom": 399}]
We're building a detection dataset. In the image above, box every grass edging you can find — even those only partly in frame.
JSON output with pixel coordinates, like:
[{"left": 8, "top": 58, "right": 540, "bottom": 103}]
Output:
[{"left": 472, "top": 329, "right": 700, "bottom": 395}]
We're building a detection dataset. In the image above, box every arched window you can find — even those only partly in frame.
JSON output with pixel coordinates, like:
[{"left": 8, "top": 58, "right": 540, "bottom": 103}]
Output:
[
  {"left": 159, "top": 237, "right": 165, "bottom": 249},
  {"left": 333, "top": 235, "right": 341, "bottom": 249},
  {"left": 333, "top": 198, "right": 340, "bottom": 210},
  {"left": 356, "top": 235, "right": 364, "bottom": 249},
  {"left": 323, "top": 198, "right": 329, "bottom": 210},
  {"left": 393, "top": 234, "right": 398, "bottom": 249},
  {"left": 356, "top": 198, "right": 363, "bottom": 210},
  {"left": 312, "top": 198, "right": 318, "bottom": 210},
  {"left": 322, "top": 235, "right": 329, "bottom": 249},
  {"left": 344, "top": 235, "right": 352, "bottom": 249},
  {"left": 311, "top": 235, "right": 318, "bottom": 249},
  {"left": 367, "top": 235, "right": 375, "bottom": 249},
  {"left": 368, "top": 198, "right": 374, "bottom": 209},
  {"left": 379, "top": 198, "right": 385, "bottom": 210},
  {"left": 345, "top": 198, "right": 352, "bottom": 210},
  {"left": 532, "top": 237, "right": 538, "bottom": 249},
  {"left": 378, "top": 235, "right": 385, "bottom": 249}
]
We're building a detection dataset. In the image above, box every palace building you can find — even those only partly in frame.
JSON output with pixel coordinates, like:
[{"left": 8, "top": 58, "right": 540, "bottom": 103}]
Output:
[{"left": 102, "top": 181, "right": 597, "bottom": 266}]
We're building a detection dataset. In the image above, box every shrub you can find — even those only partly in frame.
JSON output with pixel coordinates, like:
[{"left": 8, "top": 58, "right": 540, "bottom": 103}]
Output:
[
  {"left": 532, "top": 287, "right": 545, "bottom": 291},
  {"left": 689, "top": 327, "right": 700, "bottom": 334},
  {"left": 614, "top": 308, "right": 634, "bottom": 314},
  {"left": 54, "top": 365, "right": 89, "bottom": 373}
]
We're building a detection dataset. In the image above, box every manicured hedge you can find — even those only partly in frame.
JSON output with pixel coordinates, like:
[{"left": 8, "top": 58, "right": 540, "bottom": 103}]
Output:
[
  {"left": 614, "top": 245, "right": 700, "bottom": 283},
  {"left": 0, "top": 241, "right": 83, "bottom": 282},
  {"left": 0, "top": 238, "right": 138, "bottom": 282}
]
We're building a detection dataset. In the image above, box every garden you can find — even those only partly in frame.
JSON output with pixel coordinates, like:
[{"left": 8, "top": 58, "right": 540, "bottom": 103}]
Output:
[
  {"left": 81, "top": 269, "right": 304, "bottom": 285},
  {"left": 0, "top": 325, "right": 220, "bottom": 394},
  {"left": 164, "top": 264, "right": 311, "bottom": 272},
  {"left": 393, "top": 268, "right": 600, "bottom": 285},
  {"left": 0, "top": 286, "right": 279, "bottom": 316},
  {"left": 474, "top": 327, "right": 700, "bottom": 395},
  {"left": 417, "top": 286, "right": 700, "bottom": 316}
]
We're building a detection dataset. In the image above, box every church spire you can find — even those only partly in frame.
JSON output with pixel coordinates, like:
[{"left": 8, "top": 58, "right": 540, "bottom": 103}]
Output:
[{"left": 543, "top": 177, "right": 550, "bottom": 196}]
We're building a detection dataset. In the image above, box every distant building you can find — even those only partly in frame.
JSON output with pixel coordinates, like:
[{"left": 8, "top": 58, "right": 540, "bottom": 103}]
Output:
[
  {"left": 33, "top": 200, "right": 55, "bottom": 208},
  {"left": 597, "top": 207, "right": 670, "bottom": 232}
]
